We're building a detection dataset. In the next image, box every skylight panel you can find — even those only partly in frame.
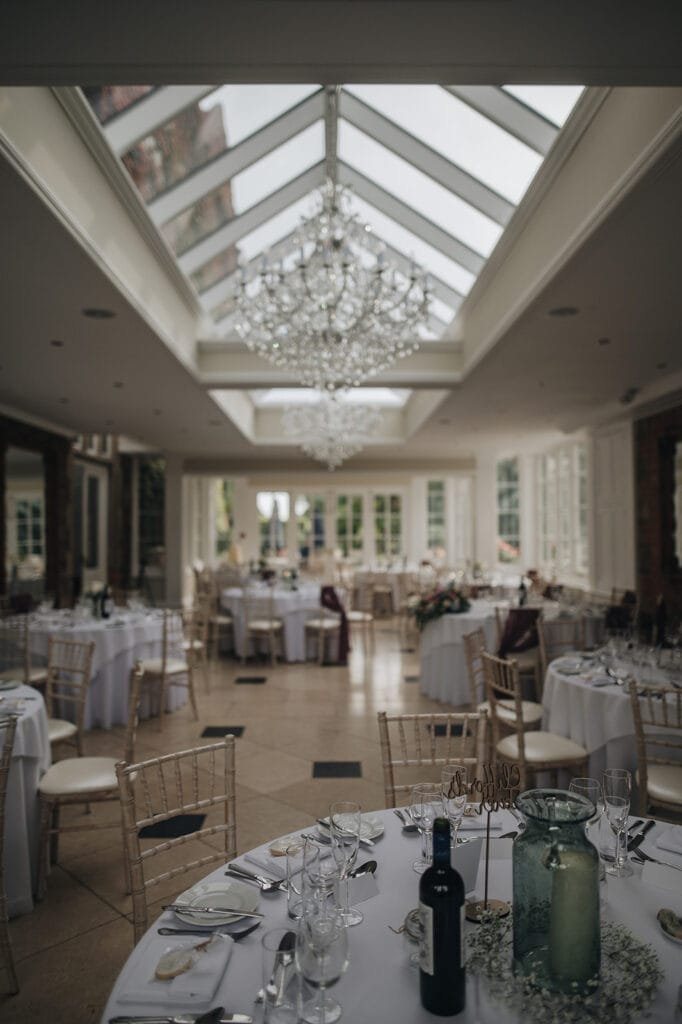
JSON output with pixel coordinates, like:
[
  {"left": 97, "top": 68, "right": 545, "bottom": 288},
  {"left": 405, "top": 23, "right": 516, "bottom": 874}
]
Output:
[
  {"left": 345, "top": 84, "right": 542, "bottom": 205},
  {"left": 235, "top": 193, "right": 318, "bottom": 262},
  {"left": 251, "top": 388, "right": 408, "bottom": 407},
  {"left": 349, "top": 195, "right": 476, "bottom": 296},
  {"left": 84, "top": 86, "right": 155, "bottom": 124},
  {"left": 198, "top": 85, "right": 319, "bottom": 147},
  {"left": 502, "top": 86, "right": 584, "bottom": 127},
  {"left": 338, "top": 121, "right": 502, "bottom": 258},
  {"left": 161, "top": 124, "right": 323, "bottom": 256}
]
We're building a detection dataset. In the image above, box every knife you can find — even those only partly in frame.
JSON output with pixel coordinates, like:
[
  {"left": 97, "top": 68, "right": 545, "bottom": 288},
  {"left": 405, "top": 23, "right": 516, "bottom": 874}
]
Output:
[
  {"left": 316, "top": 819, "right": 375, "bottom": 848},
  {"left": 110, "top": 1010, "right": 253, "bottom": 1024},
  {"left": 163, "top": 904, "right": 264, "bottom": 919},
  {"left": 639, "top": 819, "right": 655, "bottom": 837}
]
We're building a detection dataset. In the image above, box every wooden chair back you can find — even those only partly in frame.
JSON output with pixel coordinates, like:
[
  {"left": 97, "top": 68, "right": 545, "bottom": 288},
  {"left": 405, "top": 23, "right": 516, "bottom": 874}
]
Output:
[
  {"left": 538, "top": 616, "right": 584, "bottom": 676},
  {"left": 463, "top": 628, "right": 487, "bottom": 705},
  {"left": 45, "top": 637, "right": 95, "bottom": 736},
  {"left": 161, "top": 610, "right": 186, "bottom": 672},
  {"left": 0, "top": 615, "right": 31, "bottom": 684},
  {"left": 117, "top": 737, "right": 237, "bottom": 943},
  {"left": 481, "top": 652, "right": 526, "bottom": 780},
  {"left": 377, "top": 710, "right": 486, "bottom": 808},
  {"left": 629, "top": 680, "right": 682, "bottom": 816},
  {"left": 0, "top": 715, "right": 19, "bottom": 993}
]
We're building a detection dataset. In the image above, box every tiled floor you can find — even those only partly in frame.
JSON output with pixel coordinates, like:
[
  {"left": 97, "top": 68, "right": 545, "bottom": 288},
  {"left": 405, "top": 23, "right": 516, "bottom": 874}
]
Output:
[{"left": 2, "top": 620, "right": 451, "bottom": 1022}]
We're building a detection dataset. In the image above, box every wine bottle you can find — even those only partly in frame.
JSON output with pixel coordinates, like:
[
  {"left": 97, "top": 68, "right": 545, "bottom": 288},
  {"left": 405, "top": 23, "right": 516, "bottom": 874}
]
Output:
[{"left": 419, "top": 817, "right": 466, "bottom": 1016}]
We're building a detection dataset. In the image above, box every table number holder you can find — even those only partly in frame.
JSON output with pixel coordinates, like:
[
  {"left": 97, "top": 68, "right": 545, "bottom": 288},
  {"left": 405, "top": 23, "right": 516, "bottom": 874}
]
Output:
[{"left": 454, "top": 762, "right": 520, "bottom": 922}]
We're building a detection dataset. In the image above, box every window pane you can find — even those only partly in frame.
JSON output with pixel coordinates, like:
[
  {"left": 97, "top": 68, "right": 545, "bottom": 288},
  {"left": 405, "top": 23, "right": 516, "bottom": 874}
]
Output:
[
  {"left": 502, "top": 85, "right": 584, "bottom": 127},
  {"left": 338, "top": 121, "right": 502, "bottom": 257},
  {"left": 84, "top": 86, "right": 155, "bottom": 124},
  {"left": 345, "top": 84, "right": 542, "bottom": 204},
  {"left": 191, "top": 250, "right": 240, "bottom": 293}
]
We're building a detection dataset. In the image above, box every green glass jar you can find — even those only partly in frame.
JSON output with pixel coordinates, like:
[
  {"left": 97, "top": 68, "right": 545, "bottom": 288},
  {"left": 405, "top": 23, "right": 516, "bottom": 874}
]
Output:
[{"left": 513, "top": 789, "right": 600, "bottom": 994}]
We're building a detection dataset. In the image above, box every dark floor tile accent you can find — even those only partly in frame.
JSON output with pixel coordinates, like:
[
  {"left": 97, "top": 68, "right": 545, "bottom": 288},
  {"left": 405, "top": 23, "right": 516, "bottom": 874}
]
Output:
[
  {"left": 404, "top": 674, "right": 420, "bottom": 683},
  {"left": 313, "top": 761, "right": 362, "bottom": 779},
  {"left": 139, "top": 813, "right": 206, "bottom": 839},
  {"left": 201, "top": 725, "right": 245, "bottom": 738},
  {"left": 235, "top": 676, "right": 267, "bottom": 684},
  {"left": 428, "top": 723, "right": 464, "bottom": 737}
]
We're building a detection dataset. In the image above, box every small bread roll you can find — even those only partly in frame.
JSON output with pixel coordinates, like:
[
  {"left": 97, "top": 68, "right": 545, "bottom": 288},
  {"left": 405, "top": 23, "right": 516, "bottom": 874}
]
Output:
[
  {"left": 155, "top": 948, "right": 195, "bottom": 980},
  {"left": 269, "top": 834, "right": 303, "bottom": 857}
]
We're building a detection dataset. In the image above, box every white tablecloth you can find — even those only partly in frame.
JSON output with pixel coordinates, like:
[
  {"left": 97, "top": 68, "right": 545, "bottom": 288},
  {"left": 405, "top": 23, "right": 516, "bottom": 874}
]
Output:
[
  {"left": 101, "top": 808, "right": 680, "bottom": 1024},
  {"left": 28, "top": 611, "right": 185, "bottom": 729},
  {"left": 2, "top": 684, "right": 51, "bottom": 917},
  {"left": 419, "top": 599, "right": 501, "bottom": 705},
  {"left": 221, "top": 584, "right": 344, "bottom": 662}
]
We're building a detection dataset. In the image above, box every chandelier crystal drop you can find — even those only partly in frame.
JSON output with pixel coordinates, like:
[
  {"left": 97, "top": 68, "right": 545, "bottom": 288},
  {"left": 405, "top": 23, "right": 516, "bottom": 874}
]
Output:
[
  {"left": 281, "top": 393, "right": 383, "bottom": 470},
  {"left": 232, "top": 180, "right": 430, "bottom": 391}
]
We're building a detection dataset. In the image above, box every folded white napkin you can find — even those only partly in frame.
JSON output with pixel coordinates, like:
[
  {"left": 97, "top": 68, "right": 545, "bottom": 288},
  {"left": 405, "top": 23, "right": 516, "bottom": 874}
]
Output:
[
  {"left": 656, "top": 825, "right": 682, "bottom": 856},
  {"left": 118, "top": 935, "right": 232, "bottom": 1008},
  {"left": 242, "top": 852, "right": 287, "bottom": 879}
]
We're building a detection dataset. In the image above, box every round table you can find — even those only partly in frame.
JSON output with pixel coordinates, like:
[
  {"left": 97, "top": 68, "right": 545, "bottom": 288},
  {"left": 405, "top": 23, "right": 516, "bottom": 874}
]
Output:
[
  {"left": 28, "top": 610, "right": 185, "bottom": 729},
  {"left": 102, "top": 809, "right": 680, "bottom": 1023},
  {"left": 2, "top": 683, "right": 50, "bottom": 917},
  {"left": 221, "top": 585, "right": 344, "bottom": 663},
  {"left": 419, "top": 599, "right": 501, "bottom": 704}
]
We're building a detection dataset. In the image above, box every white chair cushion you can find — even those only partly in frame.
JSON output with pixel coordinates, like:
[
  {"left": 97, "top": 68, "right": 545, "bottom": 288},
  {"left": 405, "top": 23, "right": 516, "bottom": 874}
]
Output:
[
  {"left": 39, "top": 756, "right": 118, "bottom": 797},
  {"left": 497, "top": 730, "right": 587, "bottom": 763},
  {"left": 248, "top": 619, "right": 283, "bottom": 632},
  {"left": 348, "top": 611, "right": 373, "bottom": 623},
  {"left": 496, "top": 699, "right": 544, "bottom": 725},
  {"left": 48, "top": 718, "right": 78, "bottom": 744},
  {"left": 182, "top": 639, "right": 204, "bottom": 651},
  {"left": 139, "top": 657, "right": 189, "bottom": 675},
  {"left": 211, "top": 615, "right": 233, "bottom": 625},
  {"left": 647, "top": 764, "right": 682, "bottom": 806},
  {"left": 28, "top": 668, "right": 48, "bottom": 684},
  {"left": 305, "top": 619, "right": 340, "bottom": 631},
  {"left": 513, "top": 649, "right": 539, "bottom": 671}
]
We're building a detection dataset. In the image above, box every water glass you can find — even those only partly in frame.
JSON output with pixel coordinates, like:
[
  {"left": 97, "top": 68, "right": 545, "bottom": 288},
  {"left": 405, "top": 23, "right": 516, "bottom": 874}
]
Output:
[
  {"left": 410, "top": 782, "right": 439, "bottom": 874},
  {"left": 303, "top": 837, "right": 337, "bottom": 903},
  {"left": 441, "top": 764, "right": 469, "bottom": 844},
  {"left": 286, "top": 840, "right": 317, "bottom": 920},
  {"left": 296, "top": 906, "right": 349, "bottom": 1024},
  {"left": 262, "top": 927, "right": 299, "bottom": 1024},
  {"left": 329, "top": 801, "right": 363, "bottom": 926},
  {"left": 568, "top": 777, "right": 606, "bottom": 881},
  {"left": 602, "top": 768, "right": 633, "bottom": 877}
]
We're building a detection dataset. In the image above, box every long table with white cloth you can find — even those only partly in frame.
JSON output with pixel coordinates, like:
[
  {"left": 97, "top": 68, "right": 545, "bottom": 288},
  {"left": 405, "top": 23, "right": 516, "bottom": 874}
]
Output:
[{"left": 102, "top": 808, "right": 680, "bottom": 1024}]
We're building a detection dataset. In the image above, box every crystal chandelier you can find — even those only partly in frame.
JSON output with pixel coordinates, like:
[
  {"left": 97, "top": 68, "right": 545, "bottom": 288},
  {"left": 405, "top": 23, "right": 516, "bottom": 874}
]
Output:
[
  {"left": 232, "top": 88, "right": 430, "bottom": 391},
  {"left": 281, "top": 394, "right": 383, "bottom": 470}
]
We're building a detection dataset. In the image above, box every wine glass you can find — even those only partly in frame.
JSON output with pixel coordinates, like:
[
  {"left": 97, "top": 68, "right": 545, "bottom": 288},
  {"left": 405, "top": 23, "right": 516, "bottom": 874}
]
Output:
[
  {"left": 296, "top": 906, "right": 349, "bottom": 1024},
  {"left": 410, "top": 782, "right": 439, "bottom": 874},
  {"left": 329, "top": 801, "right": 363, "bottom": 926},
  {"left": 568, "top": 777, "right": 606, "bottom": 879},
  {"left": 602, "top": 768, "right": 633, "bottom": 877},
  {"left": 303, "top": 838, "right": 337, "bottom": 904},
  {"left": 441, "top": 764, "right": 468, "bottom": 846}
]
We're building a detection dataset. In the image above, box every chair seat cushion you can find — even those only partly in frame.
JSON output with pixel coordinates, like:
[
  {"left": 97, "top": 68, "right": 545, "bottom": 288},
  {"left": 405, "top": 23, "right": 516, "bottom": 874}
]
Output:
[
  {"left": 182, "top": 639, "right": 204, "bottom": 651},
  {"left": 513, "top": 649, "right": 539, "bottom": 671},
  {"left": 477, "top": 700, "right": 543, "bottom": 725},
  {"left": 306, "top": 618, "right": 340, "bottom": 630},
  {"left": 139, "top": 657, "right": 188, "bottom": 675},
  {"left": 28, "top": 667, "right": 48, "bottom": 684},
  {"left": 647, "top": 764, "right": 682, "bottom": 805},
  {"left": 348, "top": 611, "right": 373, "bottom": 623},
  {"left": 211, "top": 615, "right": 233, "bottom": 625},
  {"left": 48, "top": 718, "right": 78, "bottom": 744},
  {"left": 39, "top": 756, "right": 118, "bottom": 797},
  {"left": 248, "top": 619, "right": 283, "bottom": 632},
  {"left": 497, "top": 730, "right": 587, "bottom": 763}
]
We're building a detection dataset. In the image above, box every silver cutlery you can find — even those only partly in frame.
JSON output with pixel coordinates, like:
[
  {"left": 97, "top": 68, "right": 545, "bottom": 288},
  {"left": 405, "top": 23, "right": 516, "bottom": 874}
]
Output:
[
  {"left": 349, "top": 859, "right": 377, "bottom": 878},
  {"left": 157, "top": 921, "right": 261, "bottom": 940},
  {"left": 224, "top": 865, "right": 286, "bottom": 893},
  {"left": 316, "top": 818, "right": 375, "bottom": 848},
  {"left": 393, "top": 808, "right": 418, "bottom": 833},
  {"left": 631, "top": 848, "right": 682, "bottom": 872},
  {"left": 627, "top": 819, "right": 643, "bottom": 834},
  {"left": 255, "top": 930, "right": 296, "bottom": 1005},
  {"left": 110, "top": 1014, "right": 252, "bottom": 1024},
  {"left": 162, "top": 904, "right": 264, "bottom": 919}
]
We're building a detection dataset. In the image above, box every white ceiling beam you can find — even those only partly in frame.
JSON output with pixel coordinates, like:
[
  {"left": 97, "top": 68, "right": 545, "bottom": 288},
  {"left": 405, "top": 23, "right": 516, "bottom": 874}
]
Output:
[
  {"left": 101, "top": 85, "right": 215, "bottom": 156},
  {"left": 444, "top": 86, "right": 558, "bottom": 156},
  {"left": 201, "top": 227, "right": 463, "bottom": 314},
  {"left": 340, "top": 89, "right": 513, "bottom": 226},
  {"left": 338, "top": 162, "right": 485, "bottom": 275},
  {"left": 178, "top": 162, "right": 326, "bottom": 275},
  {"left": 148, "top": 89, "right": 325, "bottom": 226}
]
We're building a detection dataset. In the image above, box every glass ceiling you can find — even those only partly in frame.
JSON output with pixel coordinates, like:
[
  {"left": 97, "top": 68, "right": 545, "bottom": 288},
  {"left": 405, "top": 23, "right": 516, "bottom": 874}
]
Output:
[{"left": 84, "top": 83, "right": 583, "bottom": 344}]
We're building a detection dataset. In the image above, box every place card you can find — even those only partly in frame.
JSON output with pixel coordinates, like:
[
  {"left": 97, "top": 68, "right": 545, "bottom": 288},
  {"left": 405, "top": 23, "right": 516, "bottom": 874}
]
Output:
[
  {"left": 452, "top": 836, "right": 482, "bottom": 894},
  {"left": 641, "top": 860, "right": 682, "bottom": 893},
  {"left": 348, "top": 872, "right": 379, "bottom": 904}
]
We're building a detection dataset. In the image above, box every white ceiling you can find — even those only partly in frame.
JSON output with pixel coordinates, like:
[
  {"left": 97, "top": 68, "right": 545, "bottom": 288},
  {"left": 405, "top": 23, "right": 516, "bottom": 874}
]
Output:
[{"left": 0, "top": 6, "right": 681, "bottom": 470}]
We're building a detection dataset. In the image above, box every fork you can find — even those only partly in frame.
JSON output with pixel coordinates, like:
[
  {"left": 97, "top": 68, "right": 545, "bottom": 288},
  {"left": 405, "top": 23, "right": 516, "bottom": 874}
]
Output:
[{"left": 632, "top": 848, "right": 682, "bottom": 872}]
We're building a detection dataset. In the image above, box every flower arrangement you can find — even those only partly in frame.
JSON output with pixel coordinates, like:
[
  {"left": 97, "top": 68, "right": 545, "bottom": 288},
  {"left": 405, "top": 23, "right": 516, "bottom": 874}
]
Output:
[{"left": 410, "top": 584, "right": 471, "bottom": 630}]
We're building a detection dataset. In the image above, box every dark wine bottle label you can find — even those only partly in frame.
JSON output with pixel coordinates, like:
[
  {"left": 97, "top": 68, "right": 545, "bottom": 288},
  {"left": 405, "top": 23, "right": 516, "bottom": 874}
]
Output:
[{"left": 419, "top": 901, "right": 434, "bottom": 975}]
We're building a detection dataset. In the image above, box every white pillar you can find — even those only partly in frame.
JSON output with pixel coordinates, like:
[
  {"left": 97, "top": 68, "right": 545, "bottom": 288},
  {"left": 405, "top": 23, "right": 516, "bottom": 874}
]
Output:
[
  {"left": 285, "top": 491, "right": 297, "bottom": 562},
  {"left": 518, "top": 453, "right": 536, "bottom": 572},
  {"left": 164, "top": 454, "right": 184, "bottom": 606},
  {"left": 473, "top": 454, "right": 497, "bottom": 571}
]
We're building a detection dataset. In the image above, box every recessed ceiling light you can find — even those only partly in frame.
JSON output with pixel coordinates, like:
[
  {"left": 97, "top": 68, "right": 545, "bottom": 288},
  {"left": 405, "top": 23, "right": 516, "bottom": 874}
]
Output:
[
  {"left": 113, "top": 381, "right": 124, "bottom": 388},
  {"left": 656, "top": 361, "right": 667, "bottom": 370},
  {"left": 597, "top": 337, "right": 611, "bottom": 346},
  {"left": 50, "top": 339, "right": 64, "bottom": 347},
  {"left": 548, "top": 306, "right": 579, "bottom": 317},
  {"left": 619, "top": 386, "right": 640, "bottom": 405},
  {"left": 152, "top": 408, "right": 162, "bottom": 416},
  {"left": 82, "top": 307, "right": 116, "bottom": 319},
  {"left": 58, "top": 397, "right": 69, "bottom": 404}
]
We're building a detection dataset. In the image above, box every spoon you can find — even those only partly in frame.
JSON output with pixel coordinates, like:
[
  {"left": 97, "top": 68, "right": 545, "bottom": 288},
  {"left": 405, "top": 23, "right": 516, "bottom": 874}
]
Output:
[
  {"left": 394, "top": 808, "right": 418, "bottom": 833},
  {"left": 350, "top": 859, "right": 377, "bottom": 878}
]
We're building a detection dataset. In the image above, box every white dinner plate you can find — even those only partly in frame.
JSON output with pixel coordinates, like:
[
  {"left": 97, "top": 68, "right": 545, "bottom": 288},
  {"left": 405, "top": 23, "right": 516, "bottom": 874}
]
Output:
[
  {"left": 173, "top": 878, "right": 260, "bottom": 927},
  {"left": 318, "top": 812, "right": 385, "bottom": 841},
  {"left": 553, "top": 656, "right": 583, "bottom": 675},
  {"left": 0, "top": 680, "right": 21, "bottom": 691}
]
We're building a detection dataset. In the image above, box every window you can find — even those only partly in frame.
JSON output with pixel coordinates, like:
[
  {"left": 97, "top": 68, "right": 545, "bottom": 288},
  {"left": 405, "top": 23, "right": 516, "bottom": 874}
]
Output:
[
  {"left": 10, "top": 496, "right": 44, "bottom": 562},
  {"left": 295, "top": 494, "right": 325, "bottom": 562},
  {"left": 214, "top": 479, "right": 235, "bottom": 557},
  {"left": 336, "top": 494, "right": 363, "bottom": 559},
  {"left": 427, "top": 481, "right": 446, "bottom": 553},
  {"left": 374, "top": 493, "right": 402, "bottom": 558},
  {"left": 496, "top": 458, "right": 520, "bottom": 563},
  {"left": 138, "top": 457, "right": 165, "bottom": 572},
  {"left": 256, "top": 492, "right": 290, "bottom": 557},
  {"left": 536, "top": 441, "right": 589, "bottom": 577}
]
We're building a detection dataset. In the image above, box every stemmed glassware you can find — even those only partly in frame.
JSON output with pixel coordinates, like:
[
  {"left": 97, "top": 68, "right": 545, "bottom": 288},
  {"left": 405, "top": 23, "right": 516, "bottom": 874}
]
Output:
[
  {"left": 602, "top": 768, "right": 633, "bottom": 877},
  {"left": 410, "top": 782, "right": 439, "bottom": 874},
  {"left": 441, "top": 764, "right": 469, "bottom": 846},
  {"left": 568, "top": 777, "right": 606, "bottom": 879},
  {"left": 303, "top": 837, "right": 337, "bottom": 904},
  {"left": 329, "top": 801, "right": 363, "bottom": 926},
  {"left": 296, "top": 904, "right": 349, "bottom": 1024}
]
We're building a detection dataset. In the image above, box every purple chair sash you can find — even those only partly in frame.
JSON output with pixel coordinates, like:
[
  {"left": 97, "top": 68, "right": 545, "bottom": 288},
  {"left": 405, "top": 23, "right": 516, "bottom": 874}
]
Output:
[
  {"left": 498, "top": 607, "right": 540, "bottom": 658},
  {"left": 320, "top": 585, "right": 350, "bottom": 664}
]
